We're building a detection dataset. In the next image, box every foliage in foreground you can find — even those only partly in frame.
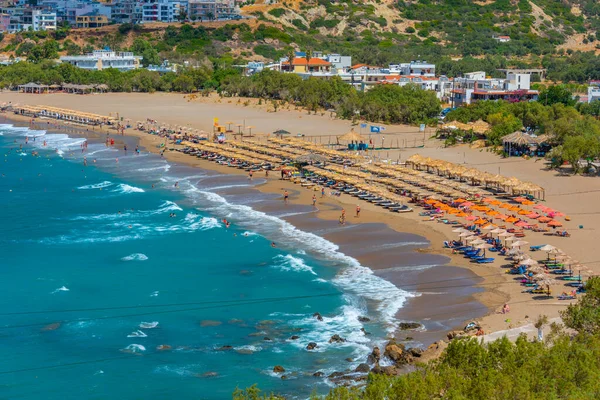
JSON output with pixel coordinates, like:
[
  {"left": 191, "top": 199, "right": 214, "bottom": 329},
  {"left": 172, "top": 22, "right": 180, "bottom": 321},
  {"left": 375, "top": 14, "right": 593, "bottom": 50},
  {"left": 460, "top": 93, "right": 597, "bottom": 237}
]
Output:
[{"left": 235, "top": 277, "right": 600, "bottom": 399}]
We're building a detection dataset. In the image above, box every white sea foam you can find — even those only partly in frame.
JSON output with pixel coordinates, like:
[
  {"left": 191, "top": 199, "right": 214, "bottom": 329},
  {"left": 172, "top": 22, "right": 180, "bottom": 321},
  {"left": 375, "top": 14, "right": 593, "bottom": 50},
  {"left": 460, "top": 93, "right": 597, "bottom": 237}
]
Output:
[
  {"left": 112, "top": 183, "right": 145, "bottom": 194},
  {"left": 122, "top": 344, "right": 146, "bottom": 353},
  {"left": 78, "top": 181, "right": 113, "bottom": 190},
  {"left": 171, "top": 179, "right": 411, "bottom": 332},
  {"left": 273, "top": 254, "right": 317, "bottom": 275},
  {"left": 51, "top": 286, "right": 69, "bottom": 294},
  {"left": 233, "top": 345, "right": 262, "bottom": 352},
  {"left": 136, "top": 164, "right": 171, "bottom": 173},
  {"left": 127, "top": 330, "right": 148, "bottom": 338},
  {"left": 121, "top": 253, "right": 149, "bottom": 261},
  {"left": 150, "top": 291, "right": 159, "bottom": 297},
  {"left": 139, "top": 321, "right": 159, "bottom": 329}
]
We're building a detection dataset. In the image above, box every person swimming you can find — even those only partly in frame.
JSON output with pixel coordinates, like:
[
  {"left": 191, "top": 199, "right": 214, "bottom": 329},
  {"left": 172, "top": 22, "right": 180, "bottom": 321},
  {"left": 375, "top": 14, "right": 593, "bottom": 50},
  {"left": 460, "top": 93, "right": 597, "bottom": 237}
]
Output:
[{"left": 271, "top": 242, "right": 276, "bottom": 248}]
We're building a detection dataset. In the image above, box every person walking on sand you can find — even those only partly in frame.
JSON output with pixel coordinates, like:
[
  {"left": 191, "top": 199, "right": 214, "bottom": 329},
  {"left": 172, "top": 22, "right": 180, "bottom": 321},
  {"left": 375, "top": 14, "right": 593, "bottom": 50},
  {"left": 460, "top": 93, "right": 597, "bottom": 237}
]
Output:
[
  {"left": 341, "top": 209, "right": 346, "bottom": 219},
  {"left": 321, "top": 187, "right": 325, "bottom": 198},
  {"left": 283, "top": 190, "right": 289, "bottom": 204},
  {"left": 355, "top": 205, "right": 360, "bottom": 218},
  {"left": 312, "top": 194, "right": 317, "bottom": 207},
  {"left": 248, "top": 170, "right": 253, "bottom": 180}
]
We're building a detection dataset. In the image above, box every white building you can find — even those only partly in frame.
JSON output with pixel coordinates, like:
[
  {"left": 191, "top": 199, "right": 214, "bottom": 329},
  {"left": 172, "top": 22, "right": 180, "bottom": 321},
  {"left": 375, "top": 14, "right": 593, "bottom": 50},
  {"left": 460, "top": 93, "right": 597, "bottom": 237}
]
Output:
[
  {"left": 139, "top": 0, "right": 187, "bottom": 23},
  {"left": 60, "top": 50, "right": 142, "bottom": 71},
  {"left": 451, "top": 71, "right": 538, "bottom": 106},
  {"left": 588, "top": 81, "right": 600, "bottom": 104},
  {"left": 389, "top": 60, "right": 436, "bottom": 77},
  {"left": 493, "top": 35, "right": 511, "bottom": 43},
  {"left": 0, "top": 7, "right": 56, "bottom": 32},
  {"left": 188, "top": 0, "right": 234, "bottom": 20}
]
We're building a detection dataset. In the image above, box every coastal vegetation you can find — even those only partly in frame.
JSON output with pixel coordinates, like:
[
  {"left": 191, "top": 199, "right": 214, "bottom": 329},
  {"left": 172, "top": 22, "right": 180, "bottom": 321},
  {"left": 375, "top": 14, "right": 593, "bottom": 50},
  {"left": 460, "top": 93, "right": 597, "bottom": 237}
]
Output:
[
  {"left": 444, "top": 95, "right": 600, "bottom": 172},
  {"left": 235, "top": 277, "right": 600, "bottom": 399}
]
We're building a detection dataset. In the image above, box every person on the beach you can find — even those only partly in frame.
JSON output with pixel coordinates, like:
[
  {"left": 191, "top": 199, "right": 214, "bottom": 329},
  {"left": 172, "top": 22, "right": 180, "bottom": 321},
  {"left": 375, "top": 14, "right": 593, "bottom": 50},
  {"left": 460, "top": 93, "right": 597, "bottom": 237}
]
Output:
[
  {"left": 280, "top": 170, "right": 284, "bottom": 179},
  {"left": 248, "top": 170, "right": 253, "bottom": 180},
  {"left": 83, "top": 157, "right": 87, "bottom": 167},
  {"left": 356, "top": 205, "right": 360, "bottom": 217},
  {"left": 284, "top": 190, "right": 289, "bottom": 204},
  {"left": 321, "top": 187, "right": 325, "bottom": 198},
  {"left": 312, "top": 194, "right": 317, "bottom": 207},
  {"left": 341, "top": 209, "right": 346, "bottom": 219},
  {"left": 124, "top": 145, "right": 127, "bottom": 153},
  {"left": 339, "top": 215, "right": 345, "bottom": 225},
  {"left": 116, "top": 157, "right": 119, "bottom": 163},
  {"left": 502, "top": 304, "right": 510, "bottom": 314},
  {"left": 265, "top": 170, "right": 269, "bottom": 177}
]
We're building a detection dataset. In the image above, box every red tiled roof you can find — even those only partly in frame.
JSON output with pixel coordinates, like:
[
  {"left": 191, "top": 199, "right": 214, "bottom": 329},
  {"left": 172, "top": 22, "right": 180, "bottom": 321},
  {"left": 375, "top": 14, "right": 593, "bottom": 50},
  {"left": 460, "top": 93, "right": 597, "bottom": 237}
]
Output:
[
  {"left": 283, "top": 57, "right": 331, "bottom": 66},
  {"left": 351, "top": 64, "right": 380, "bottom": 69}
]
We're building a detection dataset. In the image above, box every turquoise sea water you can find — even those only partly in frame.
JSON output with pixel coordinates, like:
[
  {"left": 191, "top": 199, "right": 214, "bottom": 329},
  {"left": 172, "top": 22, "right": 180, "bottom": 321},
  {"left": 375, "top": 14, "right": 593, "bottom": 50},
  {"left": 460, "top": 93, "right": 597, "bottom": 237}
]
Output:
[{"left": 0, "top": 124, "right": 413, "bottom": 399}]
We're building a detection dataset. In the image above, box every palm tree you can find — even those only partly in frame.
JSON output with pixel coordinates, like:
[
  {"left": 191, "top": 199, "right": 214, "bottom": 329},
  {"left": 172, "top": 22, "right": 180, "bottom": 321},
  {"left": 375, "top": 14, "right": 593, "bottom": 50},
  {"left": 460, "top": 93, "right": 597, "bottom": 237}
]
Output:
[
  {"left": 286, "top": 48, "right": 295, "bottom": 72},
  {"left": 304, "top": 48, "right": 311, "bottom": 74}
]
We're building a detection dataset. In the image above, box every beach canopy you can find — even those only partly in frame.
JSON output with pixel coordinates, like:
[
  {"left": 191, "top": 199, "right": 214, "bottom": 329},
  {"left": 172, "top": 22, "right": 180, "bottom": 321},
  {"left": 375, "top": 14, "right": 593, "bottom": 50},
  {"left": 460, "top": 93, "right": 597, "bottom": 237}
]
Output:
[
  {"left": 273, "top": 129, "right": 291, "bottom": 136},
  {"left": 338, "top": 129, "right": 367, "bottom": 142},
  {"left": 540, "top": 244, "right": 556, "bottom": 252},
  {"left": 295, "top": 153, "right": 329, "bottom": 163},
  {"left": 502, "top": 131, "right": 537, "bottom": 146}
]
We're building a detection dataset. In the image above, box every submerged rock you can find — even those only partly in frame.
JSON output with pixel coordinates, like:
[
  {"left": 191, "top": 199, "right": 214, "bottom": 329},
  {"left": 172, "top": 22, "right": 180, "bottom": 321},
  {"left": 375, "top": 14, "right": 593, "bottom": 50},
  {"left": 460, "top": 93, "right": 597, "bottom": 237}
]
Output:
[
  {"left": 361, "top": 328, "right": 371, "bottom": 336},
  {"left": 306, "top": 342, "right": 318, "bottom": 351},
  {"left": 313, "top": 312, "right": 323, "bottom": 321},
  {"left": 201, "top": 371, "right": 218, "bottom": 378},
  {"left": 313, "top": 371, "right": 324, "bottom": 377},
  {"left": 289, "top": 335, "right": 300, "bottom": 340},
  {"left": 41, "top": 322, "right": 61, "bottom": 332},
  {"left": 273, "top": 365, "right": 285, "bottom": 373},
  {"left": 358, "top": 316, "right": 370, "bottom": 322},
  {"left": 263, "top": 337, "right": 272, "bottom": 341},
  {"left": 200, "top": 320, "right": 222, "bottom": 327},
  {"left": 345, "top": 358, "right": 354, "bottom": 362},
  {"left": 216, "top": 345, "right": 233, "bottom": 351}
]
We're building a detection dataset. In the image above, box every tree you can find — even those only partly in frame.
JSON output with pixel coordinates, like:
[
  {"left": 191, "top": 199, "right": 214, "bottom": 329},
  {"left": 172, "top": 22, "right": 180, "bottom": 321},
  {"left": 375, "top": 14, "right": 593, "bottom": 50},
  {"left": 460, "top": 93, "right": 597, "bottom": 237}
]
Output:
[
  {"left": 562, "top": 276, "right": 600, "bottom": 334},
  {"left": 206, "top": 11, "right": 215, "bottom": 21},
  {"left": 539, "top": 85, "right": 577, "bottom": 107},
  {"left": 287, "top": 48, "right": 295, "bottom": 73}
]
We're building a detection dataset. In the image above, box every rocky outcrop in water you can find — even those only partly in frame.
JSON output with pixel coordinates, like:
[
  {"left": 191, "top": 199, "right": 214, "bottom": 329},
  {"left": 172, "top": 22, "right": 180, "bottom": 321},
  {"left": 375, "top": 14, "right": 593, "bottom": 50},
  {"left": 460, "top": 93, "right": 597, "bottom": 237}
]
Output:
[
  {"left": 306, "top": 342, "right": 318, "bottom": 350},
  {"left": 399, "top": 322, "right": 422, "bottom": 330},
  {"left": 329, "top": 334, "right": 346, "bottom": 344},
  {"left": 273, "top": 365, "right": 285, "bottom": 373},
  {"left": 313, "top": 312, "right": 323, "bottom": 321}
]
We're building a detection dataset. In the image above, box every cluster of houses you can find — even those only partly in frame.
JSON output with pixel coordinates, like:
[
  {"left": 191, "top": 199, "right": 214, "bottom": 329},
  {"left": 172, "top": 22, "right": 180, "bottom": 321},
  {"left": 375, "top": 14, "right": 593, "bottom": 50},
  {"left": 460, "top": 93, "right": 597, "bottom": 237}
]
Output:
[
  {"left": 0, "top": 0, "right": 243, "bottom": 33},
  {"left": 245, "top": 52, "right": 541, "bottom": 105}
]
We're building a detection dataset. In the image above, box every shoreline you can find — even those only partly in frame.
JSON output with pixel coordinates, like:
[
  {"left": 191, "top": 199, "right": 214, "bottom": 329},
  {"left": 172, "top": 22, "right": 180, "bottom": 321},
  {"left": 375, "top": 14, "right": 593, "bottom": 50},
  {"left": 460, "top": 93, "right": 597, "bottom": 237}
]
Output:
[
  {"left": 3, "top": 110, "right": 503, "bottom": 344},
  {"left": 2, "top": 93, "right": 582, "bottom": 350}
]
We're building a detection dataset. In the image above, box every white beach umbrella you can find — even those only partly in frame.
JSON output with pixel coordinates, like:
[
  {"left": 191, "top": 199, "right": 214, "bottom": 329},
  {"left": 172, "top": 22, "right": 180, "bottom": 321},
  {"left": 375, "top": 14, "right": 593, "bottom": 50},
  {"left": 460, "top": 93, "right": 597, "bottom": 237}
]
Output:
[
  {"left": 540, "top": 244, "right": 556, "bottom": 252},
  {"left": 490, "top": 228, "right": 506, "bottom": 234},
  {"left": 471, "top": 239, "right": 486, "bottom": 245},
  {"left": 453, "top": 228, "right": 467, "bottom": 233},
  {"left": 520, "top": 258, "right": 539, "bottom": 266},
  {"left": 475, "top": 243, "right": 493, "bottom": 249},
  {"left": 459, "top": 232, "right": 472, "bottom": 237},
  {"left": 511, "top": 240, "right": 529, "bottom": 247},
  {"left": 482, "top": 224, "right": 495, "bottom": 230}
]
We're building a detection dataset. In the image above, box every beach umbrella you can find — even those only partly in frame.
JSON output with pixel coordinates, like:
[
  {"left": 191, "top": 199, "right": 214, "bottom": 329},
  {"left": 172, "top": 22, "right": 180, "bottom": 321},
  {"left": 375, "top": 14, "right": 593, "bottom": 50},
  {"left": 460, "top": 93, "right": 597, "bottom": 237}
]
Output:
[
  {"left": 529, "top": 265, "right": 547, "bottom": 274},
  {"left": 511, "top": 240, "right": 529, "bottom": 248},
  {"left": 475, "top": 243, "right": 493, "bottom": 256},
  {"left": 540, "top": 244, "right": 556, "bottom": 252},
  {"left": 452, "top": 228, "right": 468, "bottom": 233},
  {"left": 547, "top": 220, "right": 562, "bottom": 227},
  {"left": 520, "top": 258, "right": 539, "bottom": 266},
  {"left": 471, "top": 239, "right": 486, "bottom": 245}
]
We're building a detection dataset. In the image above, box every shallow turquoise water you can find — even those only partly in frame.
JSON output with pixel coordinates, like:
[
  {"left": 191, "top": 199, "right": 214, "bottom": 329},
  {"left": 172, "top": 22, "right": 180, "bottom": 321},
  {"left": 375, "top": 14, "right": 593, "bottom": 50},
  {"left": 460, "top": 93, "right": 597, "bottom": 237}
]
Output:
[{"left": 0, "top": 125, "right": 411, "bottom": 399}]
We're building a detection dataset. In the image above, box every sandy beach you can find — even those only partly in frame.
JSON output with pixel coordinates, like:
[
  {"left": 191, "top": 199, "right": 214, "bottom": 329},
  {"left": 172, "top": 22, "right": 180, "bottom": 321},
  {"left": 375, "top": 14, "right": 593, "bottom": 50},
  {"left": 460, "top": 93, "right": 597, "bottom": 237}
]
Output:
[{"left": 3, "top": 91, "right": 596, "bottom": 343}]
